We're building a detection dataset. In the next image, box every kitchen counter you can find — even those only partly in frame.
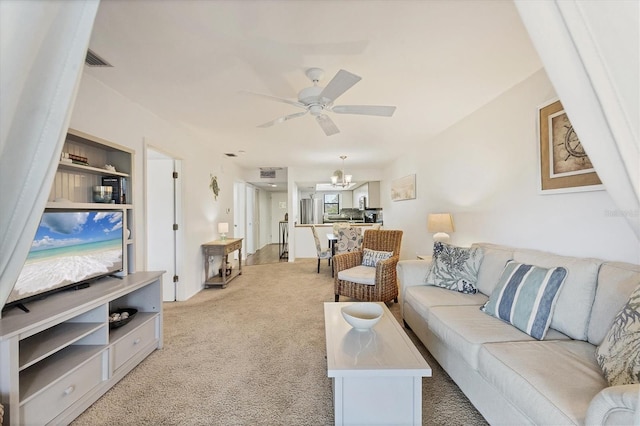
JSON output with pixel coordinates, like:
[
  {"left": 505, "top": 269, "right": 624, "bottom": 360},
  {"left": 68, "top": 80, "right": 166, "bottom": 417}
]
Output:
[{"left": 294, "top": 223, "right": 381, "bottom": 258}]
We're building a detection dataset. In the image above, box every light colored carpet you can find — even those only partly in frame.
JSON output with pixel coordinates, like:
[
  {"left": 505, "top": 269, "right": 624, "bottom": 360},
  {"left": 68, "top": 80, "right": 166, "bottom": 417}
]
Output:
[{"left": 72, "top": 259, "right": 487, "bottom": 425}]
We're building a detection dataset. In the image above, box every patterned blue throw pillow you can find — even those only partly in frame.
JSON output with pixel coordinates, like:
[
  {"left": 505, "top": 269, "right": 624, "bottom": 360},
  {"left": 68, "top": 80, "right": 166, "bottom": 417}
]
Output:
[
  {"left": 362, "top": 248, "right": 393, "bottom": 267},
  {"left": 425, "top": 242, "right": 483, "bottom": 294},
  {"left": 481, "top": 261, "right": 567, "bottom": 340}
]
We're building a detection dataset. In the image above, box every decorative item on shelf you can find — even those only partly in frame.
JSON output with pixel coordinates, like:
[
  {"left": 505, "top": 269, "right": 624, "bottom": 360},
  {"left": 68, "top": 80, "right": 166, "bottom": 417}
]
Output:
[
  {"left": 102, "top": 176, "right": 126, "bottom": 204},
  {"left": 104, "top": 164, "right": 116, "bottom": 172},
  {"left": 61, "top": 152, "right": 89, "bottom": 166},
  {"left": 218, "top": 222, "right": 229, "bottom": 240},
  {"left": 93, "top": 185, "right": 113, "bottom": 203},
  {"left": 331, "top": 155, "right": 352, "bottom": 188},
  {"left": 210, "top": 174, "right": 220, "bottom": 200},
  {"left": 427, "top": 213, "right": 455, "bottom": 243},
  {"left": 219, "top": 262, "right": 233, "bottom": 277},
  {"left": 109, "top": 308, "right": 138, "bottom": 329}
]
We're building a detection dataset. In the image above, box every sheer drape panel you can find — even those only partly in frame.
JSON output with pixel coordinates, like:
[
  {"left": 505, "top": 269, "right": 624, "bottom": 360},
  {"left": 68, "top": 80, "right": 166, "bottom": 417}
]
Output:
[
  {"left": 515, "top": 0, "right": 640, "bottom": 239},
  {"left": 0, "top": 0, "right": 99, "bottom": 310}
]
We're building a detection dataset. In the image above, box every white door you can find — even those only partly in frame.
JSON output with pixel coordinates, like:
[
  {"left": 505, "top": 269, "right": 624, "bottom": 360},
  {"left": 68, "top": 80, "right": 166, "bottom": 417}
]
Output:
[
  {"left": 146, "top": 148, "right": 181, "bottom": 301},
  {"left": 245, "top": 185, "right": 255, "bottom": 254}
]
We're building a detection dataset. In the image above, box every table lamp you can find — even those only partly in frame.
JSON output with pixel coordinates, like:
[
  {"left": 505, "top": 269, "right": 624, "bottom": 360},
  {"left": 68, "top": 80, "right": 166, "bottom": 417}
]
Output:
[
  {"left": 427, "top": 213, "right": 454, "bottom": 243},
  {"left": 218, "top": 222, "right": 229, "bottom": 240}
]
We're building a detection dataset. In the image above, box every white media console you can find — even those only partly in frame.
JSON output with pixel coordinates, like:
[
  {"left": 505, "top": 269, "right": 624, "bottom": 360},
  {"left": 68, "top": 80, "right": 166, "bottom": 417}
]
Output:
[{"left": 0, "top": 271, "right": 163, "bottom": 425}]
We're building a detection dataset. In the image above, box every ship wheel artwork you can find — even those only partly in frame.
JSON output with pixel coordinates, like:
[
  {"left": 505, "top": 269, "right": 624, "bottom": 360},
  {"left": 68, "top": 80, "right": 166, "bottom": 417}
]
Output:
[{"left": 562, "top": 125, "right": 587, "bottom": 161}]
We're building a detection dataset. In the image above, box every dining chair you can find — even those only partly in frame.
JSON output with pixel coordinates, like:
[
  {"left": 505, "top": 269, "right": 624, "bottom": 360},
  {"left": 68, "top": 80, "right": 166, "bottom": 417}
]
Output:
[{"left": 311, "top": 225, "right": 332, "bottom": 273}]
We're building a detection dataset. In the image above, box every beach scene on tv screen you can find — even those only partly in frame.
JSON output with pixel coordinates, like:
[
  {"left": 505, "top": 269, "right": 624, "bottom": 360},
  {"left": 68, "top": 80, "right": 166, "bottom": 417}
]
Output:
[{"left": 8, "top": 211, "right": 124, "bottom": 304}]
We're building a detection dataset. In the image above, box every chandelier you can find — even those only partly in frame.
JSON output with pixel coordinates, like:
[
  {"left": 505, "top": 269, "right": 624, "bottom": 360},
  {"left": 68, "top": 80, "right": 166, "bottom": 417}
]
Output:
[{"left": 331, "top": 155, "right": 352, "bottom": 188}]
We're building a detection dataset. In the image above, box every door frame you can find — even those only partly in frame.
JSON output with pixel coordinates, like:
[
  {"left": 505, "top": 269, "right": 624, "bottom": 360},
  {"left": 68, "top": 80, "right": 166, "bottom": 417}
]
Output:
[{"left": 144, "top": 143, "right": 183, "bottom": 301}]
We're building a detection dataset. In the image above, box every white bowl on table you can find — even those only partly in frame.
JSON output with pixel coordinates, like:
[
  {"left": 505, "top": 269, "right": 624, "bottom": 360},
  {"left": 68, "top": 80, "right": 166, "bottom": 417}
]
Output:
[{"left": 341, "top": 303, "right": 384, "bottom": 330}]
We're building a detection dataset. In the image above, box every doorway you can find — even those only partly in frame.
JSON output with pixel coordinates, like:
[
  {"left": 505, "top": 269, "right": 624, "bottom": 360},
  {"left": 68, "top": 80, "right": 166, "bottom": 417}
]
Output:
[{"left": 145, "top": 146, "right": 182, "bottom": 301}]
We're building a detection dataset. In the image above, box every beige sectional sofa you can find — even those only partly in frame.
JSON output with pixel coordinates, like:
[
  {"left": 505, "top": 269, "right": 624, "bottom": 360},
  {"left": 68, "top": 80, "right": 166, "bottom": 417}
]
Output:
[{"left": 397, "top": 242, "right": 639, "bottom": 425}]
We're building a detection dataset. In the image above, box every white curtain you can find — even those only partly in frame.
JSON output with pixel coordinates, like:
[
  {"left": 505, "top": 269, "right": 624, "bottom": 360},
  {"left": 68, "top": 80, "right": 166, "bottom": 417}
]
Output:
[
  {"left": 0, "top": 0, "right": 100, "bottom": 311},
  {"left": 515, "top": 0, "right": 640, "bottom": 239}
]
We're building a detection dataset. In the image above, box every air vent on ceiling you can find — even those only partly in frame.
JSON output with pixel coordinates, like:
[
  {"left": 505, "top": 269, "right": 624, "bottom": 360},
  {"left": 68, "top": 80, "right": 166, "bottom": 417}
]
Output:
[
  {"left": 224, "top": 153, "right": 237, "bottom": 157},
  {"left": 85, "top": 49, "right": 113, "bottom": 67},
  {"left": 260, "top": 170, "right": 276, "bottom": 179}
]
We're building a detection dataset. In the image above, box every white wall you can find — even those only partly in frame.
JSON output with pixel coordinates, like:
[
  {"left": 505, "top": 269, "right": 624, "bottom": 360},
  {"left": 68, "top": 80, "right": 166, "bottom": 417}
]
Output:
[
  {"left": 384, "top": 68, "right": 640, "bottom": 264},
  {"left": 70, "top": 74, "right": 240, "bottom": 300}
]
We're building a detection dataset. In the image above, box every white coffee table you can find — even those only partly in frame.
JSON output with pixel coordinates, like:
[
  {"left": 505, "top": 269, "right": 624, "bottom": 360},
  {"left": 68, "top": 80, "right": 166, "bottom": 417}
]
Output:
[{"left": 324, "top": 302, "right": 432, "bottom": 426}]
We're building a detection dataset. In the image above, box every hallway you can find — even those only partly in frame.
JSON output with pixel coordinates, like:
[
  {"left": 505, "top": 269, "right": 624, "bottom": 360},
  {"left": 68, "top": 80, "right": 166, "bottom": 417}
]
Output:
[{"left": 245, "top": 244, "right": 287, "bottom": 266}]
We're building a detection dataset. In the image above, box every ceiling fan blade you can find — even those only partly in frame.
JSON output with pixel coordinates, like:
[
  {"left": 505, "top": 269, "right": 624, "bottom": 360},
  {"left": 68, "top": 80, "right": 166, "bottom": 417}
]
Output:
[
  {"left": 332, "top": 105, "right": 396, "bottom": 117},
  {"left": 258, "top": 111, "right": 308, "bottom": 128},
  {"left": 316, "top": 114, "right": 340, "bottom": 136},
  {"left": 319, "top": 69, "right": 361, "bottom": 102},
  {"left": 240, "top": 90, "right": 307, "bottom": 110}
]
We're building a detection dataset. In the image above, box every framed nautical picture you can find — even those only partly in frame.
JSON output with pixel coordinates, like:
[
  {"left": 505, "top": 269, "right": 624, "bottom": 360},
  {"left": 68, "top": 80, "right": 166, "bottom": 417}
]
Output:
[{"left": 538, "top": 99, "right": 603, "bottom": 193}]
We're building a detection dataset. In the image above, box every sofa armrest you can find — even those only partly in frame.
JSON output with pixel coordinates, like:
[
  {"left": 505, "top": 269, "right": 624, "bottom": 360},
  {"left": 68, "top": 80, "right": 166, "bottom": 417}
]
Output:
[
  {"left": 396, "top": 259, "right": 432, "bottom": 303},
  {"left": 585, "top": 384, "right": 640, "bottom": 426}
]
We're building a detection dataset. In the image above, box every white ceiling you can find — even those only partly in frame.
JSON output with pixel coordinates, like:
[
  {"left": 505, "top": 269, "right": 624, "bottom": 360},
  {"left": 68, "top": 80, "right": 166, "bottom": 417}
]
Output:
[{"left": 85, "top": 0, "right": 542, "bottom": 177}]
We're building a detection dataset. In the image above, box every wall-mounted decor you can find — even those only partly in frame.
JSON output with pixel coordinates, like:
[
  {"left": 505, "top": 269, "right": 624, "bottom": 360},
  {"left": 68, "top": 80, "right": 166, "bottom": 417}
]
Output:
[
  {"left": 209, "top": 174, "right": 220, "bottom": 200},
  {"left": 538, "top": 99, "right": 603, "bottom": 193},
  {"left": 391, "top": 174, "right": 416, "bottom": 201}
]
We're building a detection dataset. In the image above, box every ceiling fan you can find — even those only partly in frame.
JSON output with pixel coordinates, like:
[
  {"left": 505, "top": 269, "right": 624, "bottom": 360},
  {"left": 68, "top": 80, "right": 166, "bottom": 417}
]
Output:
[{"left": 244, "top": 68, "right": 396, "bottom": 136}]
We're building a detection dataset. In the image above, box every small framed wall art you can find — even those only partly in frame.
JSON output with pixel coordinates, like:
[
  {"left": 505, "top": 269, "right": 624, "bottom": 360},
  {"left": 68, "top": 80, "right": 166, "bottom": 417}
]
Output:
[
  {"left": 391, "top": 174, "right": 416, "bottom": 201},
  {"left": 538, "top": 99, "right": 603, "bottom": 193}
]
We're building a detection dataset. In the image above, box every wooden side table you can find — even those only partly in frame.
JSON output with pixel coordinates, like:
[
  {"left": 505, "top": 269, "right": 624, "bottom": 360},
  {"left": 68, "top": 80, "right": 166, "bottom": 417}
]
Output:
[{"left": 202, "top": 238, "right": 243, "bottom": 288}]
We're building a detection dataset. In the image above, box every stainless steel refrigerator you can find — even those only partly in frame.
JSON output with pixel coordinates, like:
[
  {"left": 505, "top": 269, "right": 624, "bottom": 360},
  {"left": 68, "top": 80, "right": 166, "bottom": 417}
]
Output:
[{"left": 300, "top": 198, "right": 323, "bottom": 224}]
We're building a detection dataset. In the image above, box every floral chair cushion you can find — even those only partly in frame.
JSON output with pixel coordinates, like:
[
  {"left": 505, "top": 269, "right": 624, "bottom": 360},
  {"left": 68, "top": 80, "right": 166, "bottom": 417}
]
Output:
[
  {"left": 425, "top": 242, "right": 483, "bottom": 294},
  {"left": 311, "top": 226, "right": 331, "bottom": 259},
  {"left": 335, "top": 226, "right": 363, "bottom": 254}
]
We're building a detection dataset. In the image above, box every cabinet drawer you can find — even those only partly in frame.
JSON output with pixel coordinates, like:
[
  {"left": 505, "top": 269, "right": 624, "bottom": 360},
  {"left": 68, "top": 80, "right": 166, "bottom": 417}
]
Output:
[
  {"left": 113, "top": 319, "right": 156, "bottom": 370},
  {"left": 20, "top": 354, "right": 103, "bottom": 425}
]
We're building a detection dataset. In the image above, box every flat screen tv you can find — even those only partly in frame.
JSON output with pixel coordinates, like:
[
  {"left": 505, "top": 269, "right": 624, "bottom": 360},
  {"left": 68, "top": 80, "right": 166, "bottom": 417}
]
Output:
[{"left": 4, "top": 210, "right": 124, "bottom": 312}]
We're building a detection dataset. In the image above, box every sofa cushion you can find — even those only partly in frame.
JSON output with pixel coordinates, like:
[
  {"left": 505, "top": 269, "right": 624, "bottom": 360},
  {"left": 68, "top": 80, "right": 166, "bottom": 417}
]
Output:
[
  {"left": 425, "top": 242, "right": 483, "bottom": 294},
  {"left": 481, "top": 261, "right": 567, "bottom": 340},
  {"left": 514, "top": 249, "right": 602, "bottom": 341},
  {"left": 404, "top": 285, "right": 488, "bottom": 322},
  {"left": 428, "top": 305, "right": 570, "bottom": 369},
  {"left": 588, "top": 261, "right": 640, "bottom": 345},
  {"left": 478, "top": 340, "right": 607, "bottom": 425},
  {"left": 596, "top": 284, "right": 640, "bottom": 386},
  {"left": 337, "top": 265, "right": 375, "bottom": 285},
  {"left": 472, "top": 243, "right": 514, "bottom": 296},
  {"left": 361, "top": 248, "right": 392, "bottom": 267}
]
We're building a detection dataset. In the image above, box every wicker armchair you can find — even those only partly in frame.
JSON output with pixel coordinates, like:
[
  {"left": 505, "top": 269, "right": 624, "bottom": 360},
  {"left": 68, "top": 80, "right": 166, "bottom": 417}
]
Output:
[{"left": 333, "top": 230, "right": 403, "bottom": 303}]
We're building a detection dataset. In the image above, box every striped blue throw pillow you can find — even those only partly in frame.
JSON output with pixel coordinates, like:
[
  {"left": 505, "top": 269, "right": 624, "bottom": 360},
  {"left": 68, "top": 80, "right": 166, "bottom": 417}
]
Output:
[{"left": 481, "top": 261, "right": 567, "bottom": 340}]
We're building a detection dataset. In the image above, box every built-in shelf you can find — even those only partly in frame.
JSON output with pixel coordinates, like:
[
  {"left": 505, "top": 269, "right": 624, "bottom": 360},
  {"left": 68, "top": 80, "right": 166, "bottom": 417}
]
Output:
[
  {"left": 46, "top": 201, "right": 133, "bottom": 210},
  {"left": 57, "top": 161, "right": 129, "bottom": 178}
]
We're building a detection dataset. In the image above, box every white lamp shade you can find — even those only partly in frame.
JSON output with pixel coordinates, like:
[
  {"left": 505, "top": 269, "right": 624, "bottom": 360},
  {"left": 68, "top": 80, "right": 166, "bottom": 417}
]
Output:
[
  {"left": 218, "top": 222, "right": 229, "bottom": 234},
  {"left": 427, "top": 213, "right": 454, "bottom": 233}
]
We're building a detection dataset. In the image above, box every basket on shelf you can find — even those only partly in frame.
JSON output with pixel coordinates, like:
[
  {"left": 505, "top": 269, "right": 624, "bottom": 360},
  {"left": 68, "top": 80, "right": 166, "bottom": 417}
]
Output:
[{"left": 109, "top": 308, "right": 138, "bottom": 329}]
